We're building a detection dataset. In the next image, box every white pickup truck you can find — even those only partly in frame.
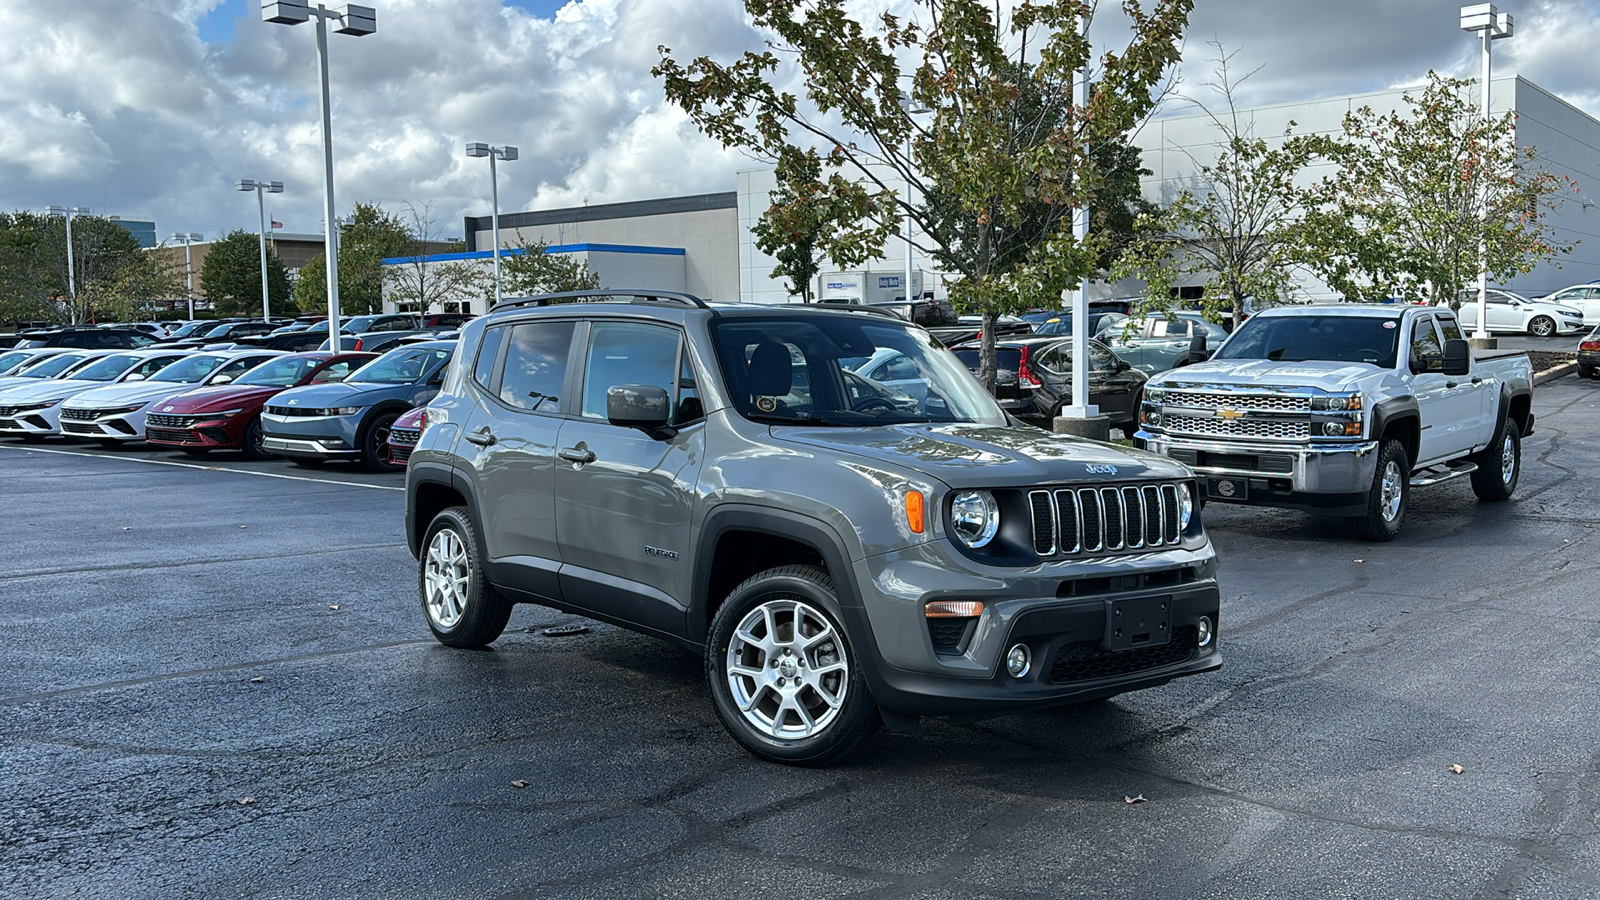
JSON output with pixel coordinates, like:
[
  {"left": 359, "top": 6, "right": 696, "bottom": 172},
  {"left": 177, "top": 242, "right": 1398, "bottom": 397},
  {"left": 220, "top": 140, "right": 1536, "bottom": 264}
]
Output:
[{"left": 1134, "top": 304, "right": 1535, "bottom": 540}]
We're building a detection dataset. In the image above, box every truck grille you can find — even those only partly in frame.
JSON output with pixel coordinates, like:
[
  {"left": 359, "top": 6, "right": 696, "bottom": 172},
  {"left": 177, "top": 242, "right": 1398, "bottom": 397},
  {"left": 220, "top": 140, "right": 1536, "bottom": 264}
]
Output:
[
  {"left": 1050, "top": 626, "right": 1198, "bottom": 684},
  {"left": 1165, "top": 390, "right": 1310, "bottom": 412},
  {"left": 1164, "top": 415, "right": 1310, "bottom": 440},
  {"left": 1029, "top": 484, "right": 1184, "bottom": 557}
]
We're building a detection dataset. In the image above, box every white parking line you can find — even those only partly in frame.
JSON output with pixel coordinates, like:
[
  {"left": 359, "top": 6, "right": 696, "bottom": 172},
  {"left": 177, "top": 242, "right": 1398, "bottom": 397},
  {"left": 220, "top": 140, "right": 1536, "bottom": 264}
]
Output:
[{"left": 0, "top": 444, "right": 404, "bottom": 491}]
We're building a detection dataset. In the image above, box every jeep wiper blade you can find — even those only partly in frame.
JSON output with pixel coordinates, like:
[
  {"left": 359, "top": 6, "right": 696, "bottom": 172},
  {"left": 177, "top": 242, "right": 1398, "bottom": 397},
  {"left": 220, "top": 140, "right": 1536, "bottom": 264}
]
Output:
[{"left": 744, "top": 412, "right": 851, "bottom": 427}]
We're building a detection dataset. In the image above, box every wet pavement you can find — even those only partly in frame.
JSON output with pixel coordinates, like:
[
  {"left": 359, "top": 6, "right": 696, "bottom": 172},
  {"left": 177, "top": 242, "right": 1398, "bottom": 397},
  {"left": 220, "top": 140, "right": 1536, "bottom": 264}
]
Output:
[{"left": 2, "top": 377, "right": 1598, "bottom": 899}]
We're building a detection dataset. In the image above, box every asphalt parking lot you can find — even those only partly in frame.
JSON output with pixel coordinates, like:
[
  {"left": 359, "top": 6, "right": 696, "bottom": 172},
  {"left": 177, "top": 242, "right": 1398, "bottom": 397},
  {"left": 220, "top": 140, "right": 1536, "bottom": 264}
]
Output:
[{"left": 2, "top": 377, "right": 1598, "bottom": 899}]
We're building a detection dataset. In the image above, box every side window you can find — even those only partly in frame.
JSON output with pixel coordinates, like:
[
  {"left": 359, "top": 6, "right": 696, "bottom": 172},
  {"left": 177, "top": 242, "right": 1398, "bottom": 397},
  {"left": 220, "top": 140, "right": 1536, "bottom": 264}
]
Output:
[
  {"left": 135, "top": 356, "right": 177, "bottom": 378},
  {"left": 215, "top": 357, "right": 260, "bottom": 382},
  {"left": 499, "top": 321, "right": 575, "bottom": 413},
  {"left": 1437, "top": 315, "right": 1463, "bottom": 343},
  {"left": 311, "top": 360, "right": 355, "bottom": 384},
  {"left": 1036, "top": 344, "right": 1070, "bottom": 372},
  {"left": 473, "top": 326, "right": 507, "bottom": 391},
  {"left": 880, "top": 354, "right": 919, "bottom": 381},
  {"left": 580, "top": 321, "right": 681, "bottom": 420},
  {"left": 1409, "top": 316, "right": 1444, "bottom": 371},
  {"left": 1090, "top": 344, "right": 1120, "bottom": 372}
]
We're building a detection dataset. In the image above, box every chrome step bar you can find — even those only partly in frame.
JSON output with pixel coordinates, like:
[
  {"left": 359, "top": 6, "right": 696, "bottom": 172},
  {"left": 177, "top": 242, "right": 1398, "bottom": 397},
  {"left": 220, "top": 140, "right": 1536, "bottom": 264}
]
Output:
[{"left": 1409, "top": 462, "right": 1478, "bottom": 488}]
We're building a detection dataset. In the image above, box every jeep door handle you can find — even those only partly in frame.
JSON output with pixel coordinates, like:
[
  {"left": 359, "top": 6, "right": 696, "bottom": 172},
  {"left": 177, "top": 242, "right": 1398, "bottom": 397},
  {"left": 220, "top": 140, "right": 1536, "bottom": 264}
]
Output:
[
  {"left": 558, "top": 446, "right": 596, "bottom": 464},
  {"left": 465, "top": 428, "right": 497, "bottom": 447}
]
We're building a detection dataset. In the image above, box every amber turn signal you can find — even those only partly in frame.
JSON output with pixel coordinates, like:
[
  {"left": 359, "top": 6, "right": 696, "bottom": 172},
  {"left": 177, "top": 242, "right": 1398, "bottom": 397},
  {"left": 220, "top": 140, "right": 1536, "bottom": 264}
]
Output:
[
  {"left": 925, "top": 600, "right": 984, "bottom": 618},
  {"left": 906, "top": 490, "right": 925, "bottom": 534}
]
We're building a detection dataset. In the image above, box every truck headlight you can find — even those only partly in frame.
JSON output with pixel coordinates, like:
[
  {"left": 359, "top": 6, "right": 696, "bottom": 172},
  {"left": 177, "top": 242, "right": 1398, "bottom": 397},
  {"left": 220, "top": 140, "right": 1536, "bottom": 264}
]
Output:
[
  {"left": 1311, "top": 393, "right": 1362, "bottom": 411},
  {"left": 949, "top": 490, "right": 1000, "bottom": 548}
]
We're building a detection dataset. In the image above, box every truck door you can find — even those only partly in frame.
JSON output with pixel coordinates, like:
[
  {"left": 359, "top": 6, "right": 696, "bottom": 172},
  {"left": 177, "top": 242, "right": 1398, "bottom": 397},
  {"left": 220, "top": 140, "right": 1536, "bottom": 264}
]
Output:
[{"left": 1409, "top": 314, "right": 1481, "bottom": 465}]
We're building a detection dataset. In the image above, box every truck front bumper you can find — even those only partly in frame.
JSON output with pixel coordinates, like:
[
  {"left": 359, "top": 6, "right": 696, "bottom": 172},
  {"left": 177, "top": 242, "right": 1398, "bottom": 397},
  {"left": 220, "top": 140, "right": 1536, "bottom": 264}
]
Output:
[{"left": 1135, "top": 430, "right": 1379, "bottom": 516}]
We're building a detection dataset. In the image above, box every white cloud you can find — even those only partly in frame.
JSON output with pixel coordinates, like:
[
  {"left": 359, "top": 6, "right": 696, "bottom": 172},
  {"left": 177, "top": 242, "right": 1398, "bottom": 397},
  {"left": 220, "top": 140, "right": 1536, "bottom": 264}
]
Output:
[{"left": 2, "top": 0, "right": 1599, "bottom": 242}]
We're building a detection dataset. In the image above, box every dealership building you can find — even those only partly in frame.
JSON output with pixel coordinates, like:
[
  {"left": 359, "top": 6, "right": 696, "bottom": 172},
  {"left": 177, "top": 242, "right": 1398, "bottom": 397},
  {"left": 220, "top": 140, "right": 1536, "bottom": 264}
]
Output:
[{"left": 397, "top": 75, "right": 1600, "bottom": 316}]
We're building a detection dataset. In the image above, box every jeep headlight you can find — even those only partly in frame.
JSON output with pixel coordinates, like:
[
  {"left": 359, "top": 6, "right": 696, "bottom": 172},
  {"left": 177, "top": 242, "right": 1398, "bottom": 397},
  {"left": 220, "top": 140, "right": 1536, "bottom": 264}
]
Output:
[
  {"left": 1178, "top": 482, "right": 1194, "bottom": 530},
  {"left": 949, "top": 490, "right": 1000, "bottom": 549}
]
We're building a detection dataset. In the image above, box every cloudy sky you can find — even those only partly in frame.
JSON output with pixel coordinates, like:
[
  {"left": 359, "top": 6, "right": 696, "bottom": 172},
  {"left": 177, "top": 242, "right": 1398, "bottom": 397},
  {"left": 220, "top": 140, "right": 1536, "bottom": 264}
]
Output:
[{"left": 2, "top": 0, "right": 1596, "bottom": 244}]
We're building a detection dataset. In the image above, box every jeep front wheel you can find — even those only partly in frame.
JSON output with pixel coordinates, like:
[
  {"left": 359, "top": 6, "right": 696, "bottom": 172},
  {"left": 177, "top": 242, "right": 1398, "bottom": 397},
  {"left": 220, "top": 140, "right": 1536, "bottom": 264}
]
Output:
[
  {"left": 420, "top": 506, "right": 511, "bottom": 648},
  {"left": 707, "top": 565, "right": 879, "bottom": 766}
]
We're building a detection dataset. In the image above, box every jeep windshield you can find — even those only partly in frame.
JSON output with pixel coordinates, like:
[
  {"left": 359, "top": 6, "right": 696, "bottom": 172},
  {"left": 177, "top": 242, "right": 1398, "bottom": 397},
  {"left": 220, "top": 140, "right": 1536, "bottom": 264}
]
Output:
[
  {"left": 1212, "top": 313, "right": 1403, "bottom": 368},
  {"left": 708, "top": 315, "right": 1004, "bottom": 426}
]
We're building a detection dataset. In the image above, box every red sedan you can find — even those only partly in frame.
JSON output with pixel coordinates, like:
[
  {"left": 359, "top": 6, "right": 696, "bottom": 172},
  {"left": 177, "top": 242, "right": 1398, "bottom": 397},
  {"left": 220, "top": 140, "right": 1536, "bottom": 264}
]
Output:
[
  {"left": 145, "top": 352, "right": 376, "bottom": 458},
  {"left": 384, "top": 406, "right": 426, "bottom": 466}
]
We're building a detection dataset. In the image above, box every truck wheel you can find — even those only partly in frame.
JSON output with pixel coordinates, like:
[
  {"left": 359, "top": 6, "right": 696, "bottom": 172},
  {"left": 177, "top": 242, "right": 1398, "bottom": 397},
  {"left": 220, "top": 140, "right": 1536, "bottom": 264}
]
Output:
[
  {"left": 1528, "top": 315, "right": 1555, "bottom": 337},
  {"left": 1470, "top": 420, "right": 1520, "bottom": 501},
  {"left": 420, "top": 506, "right": 512, "bottom": 648},
  {"left": 706, "top": 565, "right": 879, "bottom": 766},
  {"left": 1352, "top": 439, "right": 1409, "bottom": 542}
]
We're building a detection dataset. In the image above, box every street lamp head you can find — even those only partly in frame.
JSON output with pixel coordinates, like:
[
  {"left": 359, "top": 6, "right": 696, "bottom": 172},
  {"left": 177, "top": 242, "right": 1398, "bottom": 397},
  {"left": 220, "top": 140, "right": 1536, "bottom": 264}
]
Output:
[
  {"left": 1460, "top": 3, "right": 1513, "bottom": 37},
  {"left": 498, "top": 146, "right": 519, "bottom": 161},
  {"left": 262, "top": 0, "right": 310, "bottom": 25},
  {"left": 334, "top": 4, "right": 377, "bottom": 36},
  {"left": 237, "top": 179, "right": 257, "bottom": 191},
  {"left": 465, "top": 142, "right": 491, "bottom": 158},
  {"left": 44, "top": 205, "right": 65, "bottom": 216},
  {"left": 266, "top": 181, "right": 285, "bottom": 193}
]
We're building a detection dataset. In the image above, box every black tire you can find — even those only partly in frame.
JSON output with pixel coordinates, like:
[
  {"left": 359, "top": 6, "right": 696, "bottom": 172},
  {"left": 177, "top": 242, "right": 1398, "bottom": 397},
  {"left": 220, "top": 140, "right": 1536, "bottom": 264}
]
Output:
[
  {"left": 360, "top": 411, "right": 403, "bottom": 472},
  {"left": 240, "top": 415, "right": 273, "bottom": 461},
  {"left": 1470, "top": 418, "right": 1520, "bottom": 501},
  {"left": 419, "top": 506, "right": 511, "bottom": 648},
  {"left": 1579, "top": 363, "right": 1595, "bottom": 379},
  {"left": 706, "top": 565, "right": 879, "bottom": 766},
  {"left": 290, "top": 457, "right": 325, "bottom": 468},
  {"left": 1351, "top": 439, "right": 1409, "bottom": 542},
  {"left": 1528, "top": 315, "right": 1555, "bottom": 337}
]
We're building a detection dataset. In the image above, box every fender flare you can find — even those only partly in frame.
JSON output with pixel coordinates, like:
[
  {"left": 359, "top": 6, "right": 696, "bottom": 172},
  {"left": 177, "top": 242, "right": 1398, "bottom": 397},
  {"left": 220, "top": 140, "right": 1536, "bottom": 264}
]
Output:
[
  {"left": 1370, "top": 396, "right": 1419, "bottom": 446},
  {"left": 404, "top": 461, "right": 480, "bottom": 558}
]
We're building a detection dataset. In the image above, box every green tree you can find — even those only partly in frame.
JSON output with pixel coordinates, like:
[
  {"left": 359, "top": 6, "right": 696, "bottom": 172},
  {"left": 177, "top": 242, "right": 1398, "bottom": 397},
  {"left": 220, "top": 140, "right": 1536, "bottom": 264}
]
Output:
[
  {"left": 296, "top": 201, "right": 411, "bottom": 315},
  {"left": 656, "top": 0, "right": 1191, "bottom": 388},
  {"left": 200, "top": 229, "right": 295, "bottom": 317},
  {"left": 0, "top": 211, "right": 181, "bottom": 324},
  {"left": 754, "top": 146, "right": 888, "bottom": 303},
  {"left": 499, "top": 236, "right": 601, "bottom": 299},
  {"left": 1114, "top": 47, "right": 1318, "bottom": 328},
  {"left": 384, "top": 201, "right": 486, "bottom": 312},
  {"left": 1298, "top": 72, "right": 1574, "bottom": 307}
]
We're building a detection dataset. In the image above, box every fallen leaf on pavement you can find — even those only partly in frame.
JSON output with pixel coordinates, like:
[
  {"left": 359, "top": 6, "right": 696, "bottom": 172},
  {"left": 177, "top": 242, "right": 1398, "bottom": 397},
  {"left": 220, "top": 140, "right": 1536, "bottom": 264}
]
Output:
[
  {"left": 249, "top": 676, "right": 265, "bottom": 684},
  {"left": 1353, "top": 559, "right": 1364, "bottom": 563},
  {"left": 328, "top": 605, "right": 340, "bottom": 611},
  {"left": 1125, "top": 794, "right": 1147, "bottom": 804},
  {"left": 237, "top": 797, "right": 256, "bottom": 805},
  {"left": 511, "top": 780, "right": 529, "bottom": 789},
  {"left": 1449, "top": 764, "right": 1465, "bottom": 775}
]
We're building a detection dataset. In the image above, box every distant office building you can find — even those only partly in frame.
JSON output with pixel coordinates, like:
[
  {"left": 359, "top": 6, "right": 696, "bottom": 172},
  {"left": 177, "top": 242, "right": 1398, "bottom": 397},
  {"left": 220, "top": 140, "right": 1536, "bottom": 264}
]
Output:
[{"left": 108, "top": 216, "right": 157, "bottom": 249}]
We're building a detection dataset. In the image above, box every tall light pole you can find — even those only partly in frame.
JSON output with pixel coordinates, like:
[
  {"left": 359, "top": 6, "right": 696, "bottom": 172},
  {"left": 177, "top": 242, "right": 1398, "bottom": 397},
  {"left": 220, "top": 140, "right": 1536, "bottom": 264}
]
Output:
[
  {"left": 237, "top": 179, "right": 285, "bottom": 321},
  {"left": 1061, "top": 9, "right": 1100, "bottom": 432},
  {"left": 465, "top": 143, "right": 518, "bottom": 307},
  {"left": 44, "top": 205, "right": 90, "bottom": 324},
  {"left": 1460, "top": 3, "right": 1514, "bottom": 347},
  {"left": 263, "top": 0, "right": 376, "bottom": 350},
  {"left": 168, "top": 232, "right": 203, "bottom": 319},
  {"left": 899, "top": 91, "right": 930, "bottom": 307}
]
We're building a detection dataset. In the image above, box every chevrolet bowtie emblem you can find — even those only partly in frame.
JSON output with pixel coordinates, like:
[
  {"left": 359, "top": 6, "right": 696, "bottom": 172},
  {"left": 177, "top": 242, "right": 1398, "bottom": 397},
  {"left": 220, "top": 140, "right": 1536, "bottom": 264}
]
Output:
[{"left": 1216, "top": 409, "right": 1244, "bottom": 420}]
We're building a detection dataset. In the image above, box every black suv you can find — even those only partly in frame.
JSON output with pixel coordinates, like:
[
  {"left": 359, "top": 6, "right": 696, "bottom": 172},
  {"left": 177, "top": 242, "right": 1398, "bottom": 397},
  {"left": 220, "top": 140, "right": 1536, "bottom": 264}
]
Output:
[
  {"left": 405, "top": 290, "right": 1221, "bottom": 765},
  {"left": 13, "top": 328, "right": 154, "bottom": 350}
]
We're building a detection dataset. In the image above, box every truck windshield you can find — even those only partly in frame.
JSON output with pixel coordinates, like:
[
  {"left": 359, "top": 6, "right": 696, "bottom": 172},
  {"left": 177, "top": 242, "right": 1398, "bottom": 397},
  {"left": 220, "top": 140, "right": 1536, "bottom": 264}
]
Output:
[
  {"left": 708, "top": 316, "right": 1004, "bottom": 426},
  {"left": 1213, "top": 314, "right": 1402, "bottom": 368}
]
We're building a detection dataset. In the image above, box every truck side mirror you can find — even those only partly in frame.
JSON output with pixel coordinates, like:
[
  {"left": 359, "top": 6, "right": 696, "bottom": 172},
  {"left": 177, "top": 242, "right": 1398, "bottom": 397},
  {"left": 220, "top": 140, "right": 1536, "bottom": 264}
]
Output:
[
  {"left": 1186, "top": 332, "right": 1209, "bottom": 364},
  {"left": 1441, "top": 339, "right": 1471, "bottom": 377}
]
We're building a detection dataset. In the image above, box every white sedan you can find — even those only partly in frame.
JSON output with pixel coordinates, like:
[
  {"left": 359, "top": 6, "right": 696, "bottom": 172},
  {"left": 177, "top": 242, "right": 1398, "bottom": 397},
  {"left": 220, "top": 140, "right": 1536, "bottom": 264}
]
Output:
[
  {"left": 0, "top": 349, "right": 194, "bottom": 440},
  {"left": 1534, "top": 283, "right": 1600, "bottom": 326},
  {"left": 58, "top": 349, "right": 282, "bottom": 444},
  {"left": 1448, "top": 290, "right": 1586, "bottom": 337}
]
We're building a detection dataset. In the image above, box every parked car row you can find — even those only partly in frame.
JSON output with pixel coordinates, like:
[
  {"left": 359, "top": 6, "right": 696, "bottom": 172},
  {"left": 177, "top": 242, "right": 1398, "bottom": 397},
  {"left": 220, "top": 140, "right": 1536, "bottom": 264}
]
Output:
[{"left": 0, "top": 341, "right": 456, "bottom": 471}]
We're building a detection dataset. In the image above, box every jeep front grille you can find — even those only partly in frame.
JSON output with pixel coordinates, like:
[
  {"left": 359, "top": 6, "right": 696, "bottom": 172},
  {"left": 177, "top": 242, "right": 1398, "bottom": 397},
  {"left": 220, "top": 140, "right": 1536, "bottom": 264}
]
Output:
[
  {"left": 1029, "top": 484, "right": 1184, "bottom": 557},
  {"left": 1050, "top": 626, "right": 1198, "bottom": 683}
]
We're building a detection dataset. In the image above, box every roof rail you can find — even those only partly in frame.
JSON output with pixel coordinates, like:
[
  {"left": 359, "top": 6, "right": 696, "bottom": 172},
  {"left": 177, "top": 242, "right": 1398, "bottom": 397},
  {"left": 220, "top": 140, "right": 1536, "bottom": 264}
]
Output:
[{"left": 495, "top": 289, "right": 713, "bottom": 312}]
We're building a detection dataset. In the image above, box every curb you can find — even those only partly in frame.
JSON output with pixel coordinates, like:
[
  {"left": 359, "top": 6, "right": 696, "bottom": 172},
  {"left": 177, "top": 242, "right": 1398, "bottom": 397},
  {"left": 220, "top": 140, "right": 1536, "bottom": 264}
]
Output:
[{"left": 1533, "top": 361, "right": 1577, "bottom": 386}]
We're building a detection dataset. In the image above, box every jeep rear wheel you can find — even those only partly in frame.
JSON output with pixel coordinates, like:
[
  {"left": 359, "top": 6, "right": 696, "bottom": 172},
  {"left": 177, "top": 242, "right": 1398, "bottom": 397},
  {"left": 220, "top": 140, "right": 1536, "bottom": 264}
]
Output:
[
  {"left": 707, "top": 565, "right": 879, "bottom": 766},
  {"left": 1351, "top": 439, "right": 1409, "bottom": 541},
  {"left": 420, "top": 506, "right": 511, "bottom": 648}
]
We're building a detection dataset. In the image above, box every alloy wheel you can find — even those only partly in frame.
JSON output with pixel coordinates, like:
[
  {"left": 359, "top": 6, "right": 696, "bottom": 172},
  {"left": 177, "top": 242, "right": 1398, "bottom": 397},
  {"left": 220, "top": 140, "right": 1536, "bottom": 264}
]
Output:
[
  {"left": 1380, "top": 459, "right": 1404, "bottom": 522},
  {"left": 1502, "top": 435, "right": 1517, "bottom": 484},
  {"left": 423, "top": 527, "right": 470, "bottom": 629},
  {"left": 725, "top": 597, "right": 849, "bottom": 740}
]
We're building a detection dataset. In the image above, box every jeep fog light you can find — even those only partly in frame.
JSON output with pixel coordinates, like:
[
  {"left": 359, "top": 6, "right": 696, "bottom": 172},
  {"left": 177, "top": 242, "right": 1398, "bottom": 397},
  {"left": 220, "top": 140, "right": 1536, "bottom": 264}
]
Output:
[
  {"left": 1197, "top": 616, "right": 1214, "bottom": 647},
  {"left": 1005, "top": 643, "right": 1031, "bottom": 678}
]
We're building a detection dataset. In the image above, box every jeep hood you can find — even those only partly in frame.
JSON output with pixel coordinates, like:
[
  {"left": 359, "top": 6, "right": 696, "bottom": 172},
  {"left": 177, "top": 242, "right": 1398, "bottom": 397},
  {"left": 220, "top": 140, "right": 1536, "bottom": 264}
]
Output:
[
  {"left": 1151, "top": 358, "right": 1380, "bottom": 392},
  {"left": 774, "top": 422, "right": 1190, "bottom": 489}
]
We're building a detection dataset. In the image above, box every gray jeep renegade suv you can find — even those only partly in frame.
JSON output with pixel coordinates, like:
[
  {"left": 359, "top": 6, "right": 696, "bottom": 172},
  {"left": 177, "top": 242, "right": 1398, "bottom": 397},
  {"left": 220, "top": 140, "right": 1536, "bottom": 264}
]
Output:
[{"left": 405, "top": 290, "right": 1221, "bottom": 765}]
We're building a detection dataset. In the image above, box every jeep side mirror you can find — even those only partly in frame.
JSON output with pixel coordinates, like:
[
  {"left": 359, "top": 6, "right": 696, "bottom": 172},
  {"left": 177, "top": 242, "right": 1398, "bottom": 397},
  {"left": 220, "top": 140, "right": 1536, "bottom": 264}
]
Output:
[
  {"left": 607, "top": 384, "right": 674, "bottom": 436},
  {"left": 1441, "top": 338, "right": 1471, "bottom": 376},
  {"left": 1186, "top": 332, "right": 1209, "bottom": 364}
]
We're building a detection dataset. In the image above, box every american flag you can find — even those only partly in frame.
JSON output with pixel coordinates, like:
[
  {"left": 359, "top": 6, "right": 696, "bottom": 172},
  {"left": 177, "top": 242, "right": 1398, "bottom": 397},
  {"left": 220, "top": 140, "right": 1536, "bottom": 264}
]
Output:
[{"left": 270, "top": 220, "right": 283, "bottom": 229}]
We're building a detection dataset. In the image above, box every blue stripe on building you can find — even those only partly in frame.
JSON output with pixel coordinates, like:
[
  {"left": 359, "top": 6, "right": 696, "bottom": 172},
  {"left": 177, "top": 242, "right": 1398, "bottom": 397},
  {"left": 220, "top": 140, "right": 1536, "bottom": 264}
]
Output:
[{"left": 381, "top": 243, "right": 685, "bottom": 265}]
